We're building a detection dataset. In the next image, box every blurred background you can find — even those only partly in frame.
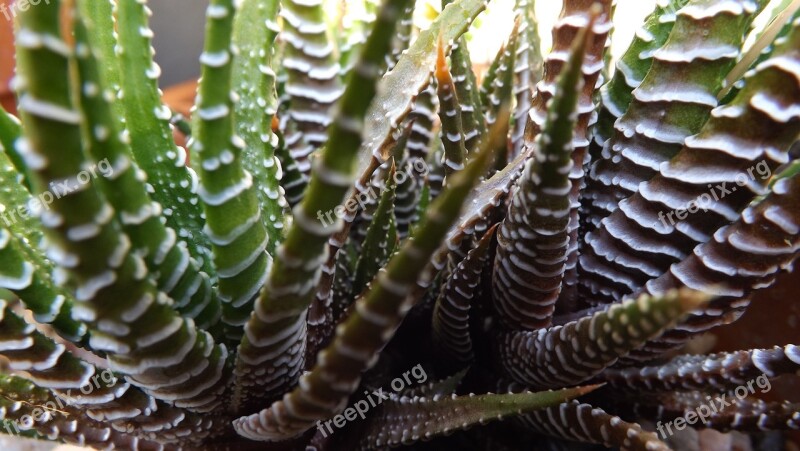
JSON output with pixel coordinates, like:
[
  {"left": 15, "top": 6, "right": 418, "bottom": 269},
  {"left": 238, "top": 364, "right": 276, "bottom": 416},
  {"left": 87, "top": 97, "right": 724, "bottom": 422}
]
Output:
[{"left": 0, "top": 0, "right": 797, "bottom": 449}]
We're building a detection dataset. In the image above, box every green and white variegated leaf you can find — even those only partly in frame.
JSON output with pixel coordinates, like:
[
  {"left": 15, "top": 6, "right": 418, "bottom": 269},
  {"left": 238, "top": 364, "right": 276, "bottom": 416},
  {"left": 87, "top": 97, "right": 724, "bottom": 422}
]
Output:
[
  {"left": 582, "top": 14, "right": 799, "bottom": 305},
  {"left": 232, "top": 0, "right": 288, "bottom": 256},
  {"left": 387, "top": 2, "right": 416, "bottom": 70},
  {"left": 352, "top": 166, "right": 398, "bottom": 297},
  {"left": 356, "top": 386, "right": 599, "bottom": 450},
  {"left": 582, "top": 0, "right": 762, "bottom": 237},
  {"left": 0, "top": 298, "right": 221, "bottom": 445},
  {"left": 587, "top": 0, "right": 691, "bottom": 166},
  {"left": 0, "top": 227, "right": 85, "bottom": 341},
  {"left": 511, "top": 0, "right": 544, "bottom": 157},
  {"left": 115, "top": 0, "right": 212, "bottom": 271},
  {"left": 279, "top": 0, "right": 344, "bottom": 176},
  {"left": 0, "top": 108, "right": 33, "bottom": 191},
  {"left": 74, "top": 3, "right": 221, "bottom": 332},
  {"left": 485, "top": 22, "right": 519, "bottom": 133},
  {"left": 436, "top": 45, "right": 468, "bottom": 183},
  {"left": 341, "top": 0, "right": 380, "bottom": 75},
  {"left": 191, "top": 0, "right": 272, "bottom": 342},
  {"left": 405, "top": 78, "right": 439, "bottom": 165},
  {"left": 233, "top": 110, "right": 501, "bottom": 442},
  {"left": 498, "top": 289, "right": 710, "bottom": 389},
  {"left": 15, "top": 0, "right": 228, "bottom": 413},
  {"left": 234, "top": 0, "right": 414, "bottom": 412},
  {"left": 492, "top": 12, "right": 592, "bottom": 331},
  {"left": 0, "top": 145, "right": 85, "bottom": 342},
  {"left": 444, "top": 0, "right": 486, "bottom": 154}
]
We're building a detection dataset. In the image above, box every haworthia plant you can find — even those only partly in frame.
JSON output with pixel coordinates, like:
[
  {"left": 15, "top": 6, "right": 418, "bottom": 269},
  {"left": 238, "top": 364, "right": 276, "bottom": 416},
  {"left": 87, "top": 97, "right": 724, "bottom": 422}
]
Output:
[{"left": 0, "top": 0, "right": 798, "bottom": 449}]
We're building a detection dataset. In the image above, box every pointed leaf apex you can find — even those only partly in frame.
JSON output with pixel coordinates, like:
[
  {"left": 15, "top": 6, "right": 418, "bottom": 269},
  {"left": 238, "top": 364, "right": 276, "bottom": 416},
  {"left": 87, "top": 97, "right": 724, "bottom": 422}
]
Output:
[{"left": 435, "top": 36, "right": 452, "bottom": 84}]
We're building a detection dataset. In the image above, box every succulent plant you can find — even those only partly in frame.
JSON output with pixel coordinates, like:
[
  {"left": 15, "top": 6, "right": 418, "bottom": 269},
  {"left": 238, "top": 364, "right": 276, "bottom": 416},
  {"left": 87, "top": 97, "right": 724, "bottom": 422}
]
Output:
[{"left": 0, "top": 0, "right": 798, "bottom": 449}]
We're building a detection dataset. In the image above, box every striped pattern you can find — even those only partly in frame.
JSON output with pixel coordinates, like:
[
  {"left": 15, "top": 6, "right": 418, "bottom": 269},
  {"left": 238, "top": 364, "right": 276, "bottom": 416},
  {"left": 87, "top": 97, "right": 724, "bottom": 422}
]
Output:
[
  {"left": 581, "top": 19, "right": 800, "bottom": 305},
  {"left": 617, "top": 391, "right": 800, "bottom": 433},
  {"left": 232, "top": 0, "right": 288, "bottom": 256},
  {"left": 492, "top": 16, "right": 591, "bottom": 331},
  {"left": 443, "top": 0, "right": 486, "bottom": 154},
  {"left": 517, "top": 401, "right": 670, "bottom": 451},
  {"left": 485, "top": 23, "right": 519, "bottom": 132},
  {"left": 497, "top": 289, "right": 709, "bottom": 389},
  {"left": 435, "top": 46, "right": 467, "bottom": 183},
  {"left": 191, "top": 0, "right": 272, "bottom": 345},
  {"left": 234, "top": 0, "right": 412, "bottom": 414},
  {"left": 432, "top": 225, "right": 495, "bottom": 368},
  {"left": 526, "top": 0, "right": 613, "bottom": 307},
  {"left": 0, "top": 374, "right": 170, "bottom": 450},
  {"left": 74, "top": 8, "right": 221, "bottom": 331},
  {"left": 357, "top": 387, "right": 596, "bottom": 450},
  {"left": 582, "top": 0, "right": 759, "bottom": 235},
  {"left": 387, "top": 3, "right": 416, "bottom": 70},
  {"left": 352, "top": 167, "right": 399, "bottom": 296},
  {"left": 0, "top": 299, "right": 220, "bottom": 446},
  {"left": 585, "top": 0, "right": 689, "bottom": 173},
  {"left": 115, "top": 0, "right": 212, "bottom": 272},
  {"left": 15, "top": 0, "right": 227, "bottom": 413},
  {"left": 233, "top": 114, "right": 496, "bottom": 441},
  {"left": 280, "top": 0, "right": 344, "bottom": 176},
  {"left": 306, "top": 0, "right": 490, "bottom": 362},
  {"left": 602, "top": 345, "right": 800, "bottom": 392},
  {"left": 624, "top": 164, "right": 800, "bottom": 362},
  {"left": 511, "top": 0, "right": 543, "bottom": 157}
]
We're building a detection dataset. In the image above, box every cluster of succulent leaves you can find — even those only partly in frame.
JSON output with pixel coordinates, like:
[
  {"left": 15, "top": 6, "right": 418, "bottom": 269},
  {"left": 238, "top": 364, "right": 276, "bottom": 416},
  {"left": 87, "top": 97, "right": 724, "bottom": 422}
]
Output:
[{"left": 0, "top": 0, "right": 799, "bottom": 449}]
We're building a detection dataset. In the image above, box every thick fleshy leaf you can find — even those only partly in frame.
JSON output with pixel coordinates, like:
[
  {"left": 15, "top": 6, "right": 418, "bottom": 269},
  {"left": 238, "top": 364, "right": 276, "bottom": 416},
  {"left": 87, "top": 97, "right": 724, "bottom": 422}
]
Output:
[
  {"left": 232, "top": 113, "right": 503, "bottom": 442},
  {"left": 279, "top": 0, "right": 344, "bottom": 177},
  {"left": 15, "top": 0, "right": 227, "bottom": 413},
  {"left": 581, "top": 0, "right": 762, "bottom": 237},
  {"left": 74, "top": 4, "right": 221, "bottom": 332},
  {"left": 581, "top": 16, "right": 800, "bottom": 305},
  {"left": 232, "top": 0, "right": 287, "bottom": 256},
  {"left": 511, "top": 0, "right": 544, "bottom": 156},
  {"left": 497, "top": 289, "right": 710, "bottom": 389},
  {"left": 625, "top": 161, "right": 800, "bottom": 362},
  {"left": 355, "top": 386, "right": 599, "bottom": 450},
  {"left": 602, "top": 345, "right": 800, "bottom": 392},
  {"left": 115, "top": 0, "right": 211, "bottom": 270},
  {"left": 0, "top": 373, "right": 172, "bottom": 450},
  {"left": 190, "top": 0, "right": 273, "bottom": 342},
  {"left": 234, "top": 0, "right": 414, "bottom": 412},
  {"left": 492, "top": 12, "right": 593, "bottom": 331},
  {"left": 435, "top": 43, "right": 468, "bottom": 183},
  {"left": 518, "top": 400, "right": 671, "bottom": 450},
  {"left": 433, "top": 225, "right": 495, "bottom": 368},
  {"left": 587, "top": 0, "right": 690, "bottom": 166}
]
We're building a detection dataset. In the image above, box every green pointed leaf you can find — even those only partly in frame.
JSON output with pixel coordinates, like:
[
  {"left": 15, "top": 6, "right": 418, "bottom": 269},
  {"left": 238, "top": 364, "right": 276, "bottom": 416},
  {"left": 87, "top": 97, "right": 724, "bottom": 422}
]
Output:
[
  {"left": 232, "top": 110, "right": 505, "bottom": 442},
  {"left": 352, "top": 167, "right": 398, "bottom": 296},
  {"left": 115, "top": 0, "right": 212, "bottom": 270},
  {"left": 358, "top": 386, "right": 600, "bottom": 449},
  {"left": 232, "top": 0, "right": 287, "bottom": 256},
  {"left": 492, "top": 12, "right": 593, "bottom": 331},
  {"left": 498, "top": 289, "right": 710, "bottom": 389}
]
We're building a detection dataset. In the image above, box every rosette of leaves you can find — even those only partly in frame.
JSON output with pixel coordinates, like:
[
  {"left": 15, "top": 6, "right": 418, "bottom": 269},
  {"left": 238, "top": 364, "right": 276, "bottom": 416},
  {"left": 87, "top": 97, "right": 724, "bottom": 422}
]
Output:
[{"left": 0, "top": 0, "right": 798, "bottom": 449}]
